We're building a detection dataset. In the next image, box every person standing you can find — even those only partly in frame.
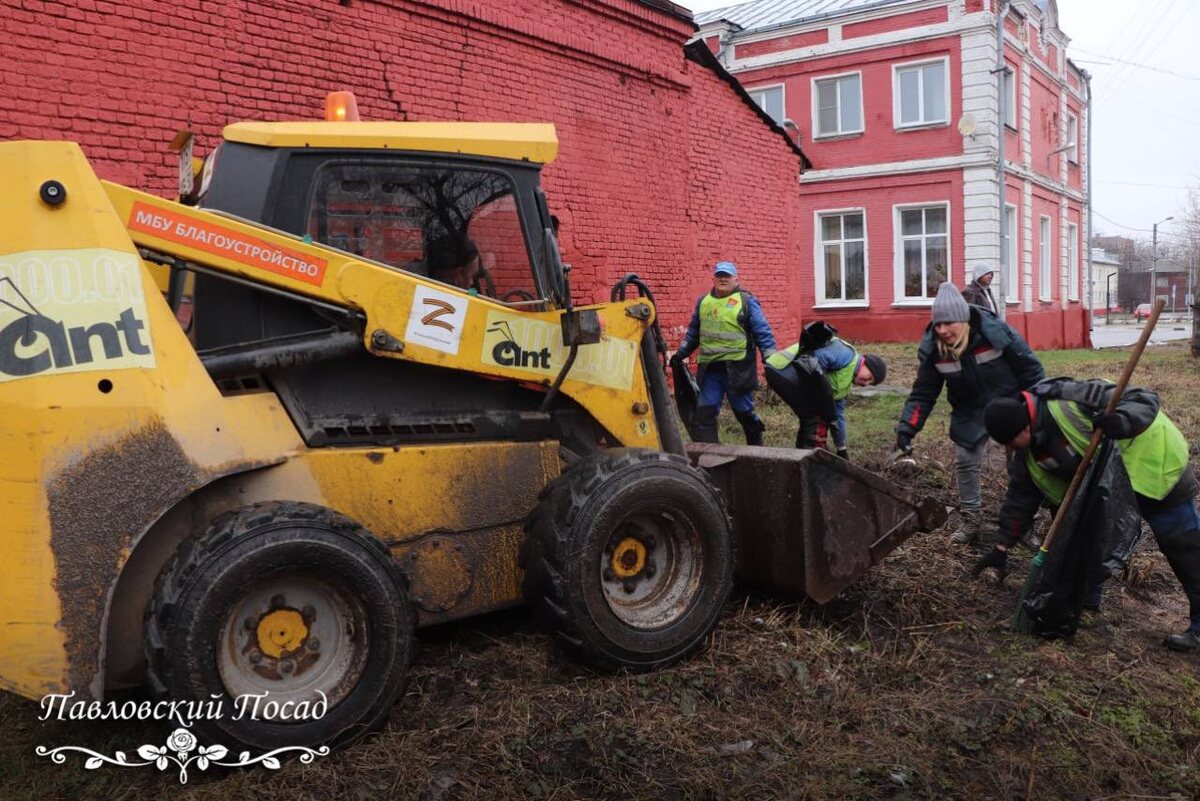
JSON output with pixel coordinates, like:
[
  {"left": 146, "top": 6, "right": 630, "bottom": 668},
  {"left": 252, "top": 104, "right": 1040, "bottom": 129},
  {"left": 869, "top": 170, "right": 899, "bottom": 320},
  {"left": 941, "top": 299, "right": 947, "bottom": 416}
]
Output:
[
  {"left": 670, "top": 261, "right": 776, "bottom": 445},
  {"left": 765, "top": 333, "right": 886, "bottom": 459},
  {"left": 961, "top": 263, "right": 999, "bottom": 315},
  {"left": 895, "top": 282, "right": 1045, "bottom": 544},
  {"left": 975, "top": 379, "right": 1200, "bottom": 651}
]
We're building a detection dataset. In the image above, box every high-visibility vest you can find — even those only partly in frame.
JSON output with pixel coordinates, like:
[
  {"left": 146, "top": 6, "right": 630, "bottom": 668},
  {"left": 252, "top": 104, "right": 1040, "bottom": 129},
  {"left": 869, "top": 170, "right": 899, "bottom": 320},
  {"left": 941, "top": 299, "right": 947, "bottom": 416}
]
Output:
[
  {"left": 698, "top": 291, "right": 749, "bottom": 364},
  {"left": 1025, "top": 398, "right": 1189, "bottom": 504},
  {"left": 766, "top": 339, "right": 859, "bottom": 400}
]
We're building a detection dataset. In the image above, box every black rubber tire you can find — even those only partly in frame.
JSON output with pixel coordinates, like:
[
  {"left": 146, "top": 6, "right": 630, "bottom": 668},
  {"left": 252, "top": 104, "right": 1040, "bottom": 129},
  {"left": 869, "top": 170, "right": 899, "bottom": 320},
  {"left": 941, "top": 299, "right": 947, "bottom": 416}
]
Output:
[
  {"left": 144, "top": 501, "right": 414, "bottom": 751},
  {"left": 521, "top": 448, "right": 735, "bottom": 670}
]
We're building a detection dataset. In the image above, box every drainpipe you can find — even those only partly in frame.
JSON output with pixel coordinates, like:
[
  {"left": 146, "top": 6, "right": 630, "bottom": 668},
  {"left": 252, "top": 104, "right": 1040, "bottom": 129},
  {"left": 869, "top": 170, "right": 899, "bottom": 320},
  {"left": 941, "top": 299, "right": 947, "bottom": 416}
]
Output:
[
  {"left": 1084, "top": 68, "right": 1093, "bottom": 341},
  {"left": 996, "top": 0, "right": 1009, "bottom": 321}
]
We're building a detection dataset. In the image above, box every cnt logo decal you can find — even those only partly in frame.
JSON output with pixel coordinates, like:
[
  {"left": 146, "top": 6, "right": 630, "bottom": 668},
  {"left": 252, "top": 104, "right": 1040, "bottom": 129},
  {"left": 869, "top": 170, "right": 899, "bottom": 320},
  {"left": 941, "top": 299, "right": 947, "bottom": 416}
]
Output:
[
  {"left": 0, "top": 250, "right": 156, "bottom": 383},
  {"left": 486, "top": 320, "right": 550, "bottom": 370}
]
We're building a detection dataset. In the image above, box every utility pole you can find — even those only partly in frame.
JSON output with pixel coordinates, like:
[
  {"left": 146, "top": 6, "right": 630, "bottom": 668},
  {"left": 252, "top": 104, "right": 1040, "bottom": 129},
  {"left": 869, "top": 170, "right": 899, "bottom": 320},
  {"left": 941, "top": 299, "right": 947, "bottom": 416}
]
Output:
[{"left": 1152, "top": 215, "right": 1174, "bottom": 306}]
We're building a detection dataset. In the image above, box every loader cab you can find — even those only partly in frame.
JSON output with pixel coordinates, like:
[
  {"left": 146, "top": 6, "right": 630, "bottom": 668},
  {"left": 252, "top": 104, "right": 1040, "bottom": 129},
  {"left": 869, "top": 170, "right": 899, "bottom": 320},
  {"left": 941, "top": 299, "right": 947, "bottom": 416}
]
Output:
[{"left": 193, "top": 122, "right": 565, "bottom": 351}]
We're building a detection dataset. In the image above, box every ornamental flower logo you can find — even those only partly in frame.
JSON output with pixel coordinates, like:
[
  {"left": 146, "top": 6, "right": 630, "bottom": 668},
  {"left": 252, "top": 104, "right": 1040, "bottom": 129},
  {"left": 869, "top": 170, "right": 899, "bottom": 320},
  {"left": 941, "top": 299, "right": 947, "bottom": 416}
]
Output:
[{"left": 36, "top": 728, "right": 328, "bottom": 783}]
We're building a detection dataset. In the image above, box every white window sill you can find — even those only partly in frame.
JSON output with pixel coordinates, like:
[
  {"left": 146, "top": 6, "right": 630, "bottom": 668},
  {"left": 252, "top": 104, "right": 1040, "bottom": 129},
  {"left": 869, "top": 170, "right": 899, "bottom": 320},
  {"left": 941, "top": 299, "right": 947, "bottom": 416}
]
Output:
[
  {"left": 892, "top": 299, "right": 935, "bottom": 308},
  {"left": 895, "top": 121, "right": 949, "bottom": 132},
  {"left": 813, "top": 301, "right": 869, "bottom": 309},
  {"left": 812, "top": 131, "right": 864, "bottom": 141}
]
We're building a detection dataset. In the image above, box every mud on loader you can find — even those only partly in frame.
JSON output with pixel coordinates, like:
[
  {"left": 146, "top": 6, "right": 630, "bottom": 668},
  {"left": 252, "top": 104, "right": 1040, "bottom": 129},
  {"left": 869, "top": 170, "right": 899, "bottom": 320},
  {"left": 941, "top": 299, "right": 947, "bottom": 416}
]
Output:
[{"left": 0, "top": 103, "right": 944, "bottom": 751}]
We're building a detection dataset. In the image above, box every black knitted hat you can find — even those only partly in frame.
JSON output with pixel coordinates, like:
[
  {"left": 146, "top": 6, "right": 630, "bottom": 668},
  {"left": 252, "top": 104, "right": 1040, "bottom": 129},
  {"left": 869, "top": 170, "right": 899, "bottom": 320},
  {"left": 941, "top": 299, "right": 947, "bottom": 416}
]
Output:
[
  {"left": 862, "top": 354, "right": 887, "bottom": 385},
  {"left": 984, "top": 397, "right": 1031, "bottom": 443}
]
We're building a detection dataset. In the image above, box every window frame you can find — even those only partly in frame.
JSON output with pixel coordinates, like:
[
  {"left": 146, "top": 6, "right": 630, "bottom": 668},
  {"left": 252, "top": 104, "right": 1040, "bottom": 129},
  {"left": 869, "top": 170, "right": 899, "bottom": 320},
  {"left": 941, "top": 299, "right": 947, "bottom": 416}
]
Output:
[
  {"left": 814, "top": 207, "right": 869, "bottom": 308},
  {"left": 1066, "top": 111, "right": 1078, "bottom": 164},
  {"left": 1038, "top": 215, "right": 1053, "bottom": 302},
  {"left": 1067, "top": 221, "right": 1079, "bottom": 301},
  {"left": 1003, "top": 65, "right": 1018, "bottom": 131},
  {"left": 746, "top": 83, "right": 786, "bottom": 127},
  {"left": 892, "top": 56, "right": 951, "bottom": 130},
  {"left": 811, "top": 70, "right": 864, "bottom": 139},
  {"left": 892, "top": 201, "right": 952, "bottom": 305},
  {"left": 1004, "top": 203, "right": 1019, "bottom": 303}
]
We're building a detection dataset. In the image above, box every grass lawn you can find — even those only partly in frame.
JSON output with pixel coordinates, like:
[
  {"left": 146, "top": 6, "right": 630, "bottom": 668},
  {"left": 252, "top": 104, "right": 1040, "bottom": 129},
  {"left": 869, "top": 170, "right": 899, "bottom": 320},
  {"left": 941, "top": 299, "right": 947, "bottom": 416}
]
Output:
[{"left": 2, "top": 344, "right": 1199, "bottom": 801}]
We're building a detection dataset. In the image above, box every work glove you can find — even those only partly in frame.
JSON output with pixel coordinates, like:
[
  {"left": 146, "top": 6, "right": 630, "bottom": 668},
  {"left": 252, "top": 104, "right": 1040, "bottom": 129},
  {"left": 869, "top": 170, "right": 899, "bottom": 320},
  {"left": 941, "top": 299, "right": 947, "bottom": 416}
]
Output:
[
  {"left": 894, "top": 434, "right": 913, "bottom": 456},
  {"left": 836, "top": 448, "right": 849, "bottom": 461},
  {"left": 1092, "top": 410, "right": 1133, "bottom": 439},
  {"left": 971, "top": 547, "right": 1008, "bottom": 582}
]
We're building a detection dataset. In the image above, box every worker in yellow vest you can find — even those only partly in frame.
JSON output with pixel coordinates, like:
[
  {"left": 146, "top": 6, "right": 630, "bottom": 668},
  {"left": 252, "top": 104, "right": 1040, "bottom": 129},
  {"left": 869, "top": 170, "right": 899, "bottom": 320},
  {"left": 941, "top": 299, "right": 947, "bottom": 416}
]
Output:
[
  {"left": 670, "top": 261, "right": 776, "bottom": 445},
  {"left": 976, "top": 378, "right": 1200, "bottom": 651}
]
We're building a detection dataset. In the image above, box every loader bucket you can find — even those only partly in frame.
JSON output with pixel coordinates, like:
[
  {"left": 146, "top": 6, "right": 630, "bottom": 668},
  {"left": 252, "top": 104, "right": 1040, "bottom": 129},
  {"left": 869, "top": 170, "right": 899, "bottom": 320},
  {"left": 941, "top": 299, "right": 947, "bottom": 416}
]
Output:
[{"left": 687, "top": 444, "right": 947, "bottom": 603}]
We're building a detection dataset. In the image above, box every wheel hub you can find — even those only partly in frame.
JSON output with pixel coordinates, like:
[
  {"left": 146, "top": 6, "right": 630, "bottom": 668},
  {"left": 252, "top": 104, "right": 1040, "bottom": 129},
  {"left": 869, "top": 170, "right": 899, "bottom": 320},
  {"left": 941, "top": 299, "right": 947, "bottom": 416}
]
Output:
[
  {"left": 610, "top": 536, "right": 648, "bottom": 578},
  {"left": 255, "top": 608, "right": 309, "bottom": 659},
  {"left": 599, "top": 512, "right": 701, "bottom": 630}
]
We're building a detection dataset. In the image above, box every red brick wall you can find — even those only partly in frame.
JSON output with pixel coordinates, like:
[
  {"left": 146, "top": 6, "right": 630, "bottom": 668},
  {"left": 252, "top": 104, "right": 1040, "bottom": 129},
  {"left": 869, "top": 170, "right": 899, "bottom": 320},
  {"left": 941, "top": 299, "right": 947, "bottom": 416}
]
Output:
[
  {"left": 734, "top": 28, "right": 828, "bottom": 59},
  {"left": 0, "top": 0, "right": 803, "bottom": 349},
  {"left": 842, "top": 6, "right": 948, "bottom": 39}
]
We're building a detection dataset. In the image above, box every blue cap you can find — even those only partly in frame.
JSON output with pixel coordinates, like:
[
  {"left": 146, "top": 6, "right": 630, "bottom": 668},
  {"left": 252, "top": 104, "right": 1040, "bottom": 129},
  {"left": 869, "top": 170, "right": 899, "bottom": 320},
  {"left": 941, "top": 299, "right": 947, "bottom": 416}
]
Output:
[{"left": 713, "top": 261, "right": 738, "bottom": 277}]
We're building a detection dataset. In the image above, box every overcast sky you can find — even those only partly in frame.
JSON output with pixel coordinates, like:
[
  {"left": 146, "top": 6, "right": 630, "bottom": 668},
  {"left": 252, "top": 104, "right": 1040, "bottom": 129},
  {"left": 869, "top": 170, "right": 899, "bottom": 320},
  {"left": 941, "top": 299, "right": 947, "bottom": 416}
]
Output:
[{"left": 682, "top": 0, "right": 1200, "bottom": 250}]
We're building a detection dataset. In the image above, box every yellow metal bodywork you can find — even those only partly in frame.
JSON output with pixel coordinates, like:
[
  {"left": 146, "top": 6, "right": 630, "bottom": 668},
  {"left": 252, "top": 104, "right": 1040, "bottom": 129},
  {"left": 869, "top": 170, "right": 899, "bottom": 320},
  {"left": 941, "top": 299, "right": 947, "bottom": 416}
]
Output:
[
  {"left": 222, "top": 121, "right": 559, "bottom": 164},
  {"left": 0, "top": 139, "right": 638, "bottom": 701}
]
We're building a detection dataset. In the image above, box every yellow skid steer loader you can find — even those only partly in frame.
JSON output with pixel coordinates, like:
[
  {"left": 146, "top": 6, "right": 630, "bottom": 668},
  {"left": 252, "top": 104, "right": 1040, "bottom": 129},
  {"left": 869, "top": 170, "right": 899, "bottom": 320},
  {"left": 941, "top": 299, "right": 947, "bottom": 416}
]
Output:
[{"left": 0, "top": 101, "right": 943, "bottom": 751}]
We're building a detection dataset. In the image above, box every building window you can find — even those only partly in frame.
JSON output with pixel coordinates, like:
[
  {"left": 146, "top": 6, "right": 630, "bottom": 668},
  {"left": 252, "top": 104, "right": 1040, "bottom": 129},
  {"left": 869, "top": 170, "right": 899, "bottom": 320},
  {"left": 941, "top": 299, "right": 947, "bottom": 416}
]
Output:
[
  {"left": 813, "top": 73, "right": 863, "bottom": 137},
  {"left": 1004, "top": 204, "right": 1019, "bottom": 302},
  {"left": 747, "top": 85, "right": 785, "bottom": 126},
  {"left": 1039, "top": 215, "right": 1052, "bottom": 301},
  {"left": 816, "top": 210, "right": 867, "bottom": 304},
  {"left": 1066, "top": 112, "right": 1078, "bottom": 163},
  {"left": 896, "top": 204, "right": 949, "bottom": 301},
  {"left": 894, "top": 58, "right": 948, "bottom": 128},
  {"left": 1003, "top": 67, "right": 1017, "bottom": 130},
  {"left": 1067, "top": 222, "right": 1079, "bottom": 301}
]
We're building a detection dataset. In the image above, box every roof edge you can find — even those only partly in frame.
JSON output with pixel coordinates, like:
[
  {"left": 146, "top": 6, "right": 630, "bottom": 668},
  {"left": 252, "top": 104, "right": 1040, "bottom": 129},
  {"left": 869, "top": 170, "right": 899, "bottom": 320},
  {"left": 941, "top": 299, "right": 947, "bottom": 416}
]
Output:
[{"left": 683, "top": 39, "right": 812, "bottom": 168}]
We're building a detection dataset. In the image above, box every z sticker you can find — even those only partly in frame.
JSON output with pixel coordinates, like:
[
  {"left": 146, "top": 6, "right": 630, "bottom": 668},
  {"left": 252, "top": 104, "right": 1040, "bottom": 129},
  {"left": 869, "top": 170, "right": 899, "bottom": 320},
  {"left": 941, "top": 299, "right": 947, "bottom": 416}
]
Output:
[
  {"left": 404, "top": 286, "right": 467, "bottom": 355},
  {"left": 0, "top": 249, "right": 156, "bottom": 383}
]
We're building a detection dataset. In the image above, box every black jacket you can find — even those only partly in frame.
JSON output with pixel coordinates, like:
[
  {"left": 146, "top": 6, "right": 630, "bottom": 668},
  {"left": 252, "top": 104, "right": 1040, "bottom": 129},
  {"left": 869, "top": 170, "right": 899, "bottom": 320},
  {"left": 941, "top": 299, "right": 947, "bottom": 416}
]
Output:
[
  {"left": 961, "top": 280, "right": 997, "bottom": 315},
  {"left": 996, "top": 379, "right": 1198, "bottom": 546},
  {"left": 897, "top": 306, "right": 1045, "bottom": 448}
]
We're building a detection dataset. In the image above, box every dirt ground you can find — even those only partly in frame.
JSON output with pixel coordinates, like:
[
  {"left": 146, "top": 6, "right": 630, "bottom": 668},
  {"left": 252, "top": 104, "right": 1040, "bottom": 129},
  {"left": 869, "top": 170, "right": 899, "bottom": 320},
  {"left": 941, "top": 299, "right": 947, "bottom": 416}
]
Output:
[{"left": 2, "top": 343, "right": 1199, "bottom": 801}]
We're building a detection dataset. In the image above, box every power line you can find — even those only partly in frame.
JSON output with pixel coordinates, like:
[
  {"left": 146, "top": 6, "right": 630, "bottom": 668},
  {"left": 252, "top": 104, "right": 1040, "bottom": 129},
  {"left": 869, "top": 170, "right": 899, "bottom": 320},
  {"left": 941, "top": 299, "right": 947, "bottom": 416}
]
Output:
[
  {"left": 1094, "top": 179, "right": 1191, "bottom": 189},
  {"left": 1093, "top": 210, "right": 1194, "bottom": 241},
  {"left": 1070, "top": 53, "right": 1200, "bottom": 82}
]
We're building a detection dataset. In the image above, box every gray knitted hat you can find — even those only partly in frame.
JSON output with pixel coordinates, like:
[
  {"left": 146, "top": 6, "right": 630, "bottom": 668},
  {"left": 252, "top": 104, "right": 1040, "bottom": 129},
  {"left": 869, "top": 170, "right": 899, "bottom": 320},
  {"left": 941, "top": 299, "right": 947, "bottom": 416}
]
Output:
[{"left": 930, "top": 282, "right": 970, "bottom": 324}]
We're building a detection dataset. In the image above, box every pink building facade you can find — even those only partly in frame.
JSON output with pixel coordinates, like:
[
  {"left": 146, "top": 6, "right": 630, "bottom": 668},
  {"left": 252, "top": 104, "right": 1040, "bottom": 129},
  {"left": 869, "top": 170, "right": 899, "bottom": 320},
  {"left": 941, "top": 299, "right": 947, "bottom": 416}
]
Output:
[{"left": 697, "top": 0, "right": 1090, "bottom": 348}]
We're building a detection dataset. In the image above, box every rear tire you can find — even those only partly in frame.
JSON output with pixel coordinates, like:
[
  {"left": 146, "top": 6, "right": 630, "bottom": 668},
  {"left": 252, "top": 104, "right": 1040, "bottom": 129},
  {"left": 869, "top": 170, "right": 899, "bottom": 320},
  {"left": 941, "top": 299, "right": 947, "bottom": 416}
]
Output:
[
  {"left": 522, "top": 449, "right": 735, "bottom": 670},
  {"left": 144, "top": 501, "right": 414, "bottom": 751}
]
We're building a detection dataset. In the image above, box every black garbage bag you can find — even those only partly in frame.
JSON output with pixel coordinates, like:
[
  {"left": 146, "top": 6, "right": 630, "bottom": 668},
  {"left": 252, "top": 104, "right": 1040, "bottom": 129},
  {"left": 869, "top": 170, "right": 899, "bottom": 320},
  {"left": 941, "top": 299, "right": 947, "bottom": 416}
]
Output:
[
  {"left": 764, "top": 353, "right": 837, "bottom": 424},
  {"left": 671, "top": 359, "right": 701, "bottom": 440},
  {"left": 1024, "top": 438, "right": 1143, "bottom": 639}
]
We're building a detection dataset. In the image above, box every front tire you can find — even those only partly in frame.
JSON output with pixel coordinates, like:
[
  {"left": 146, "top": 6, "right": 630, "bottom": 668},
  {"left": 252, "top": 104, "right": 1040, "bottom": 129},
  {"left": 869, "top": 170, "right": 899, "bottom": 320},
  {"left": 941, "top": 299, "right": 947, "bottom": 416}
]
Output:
[
  {"left": 522, "top": 449, "right": 735, "bottom": 670},
  {"left": 144, "top": 501, "right": 414, "bottom": 751}
]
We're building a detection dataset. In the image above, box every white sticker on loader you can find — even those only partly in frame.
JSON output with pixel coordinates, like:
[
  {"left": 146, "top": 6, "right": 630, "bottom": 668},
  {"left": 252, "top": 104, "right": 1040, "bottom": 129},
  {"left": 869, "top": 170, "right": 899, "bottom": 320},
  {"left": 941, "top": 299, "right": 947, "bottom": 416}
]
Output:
[
  {"left": 0, "top": 248, "right": 155, "bottom": 382},
  {"left": 404, "top": 285, "right": 468, "bottom": 355}
]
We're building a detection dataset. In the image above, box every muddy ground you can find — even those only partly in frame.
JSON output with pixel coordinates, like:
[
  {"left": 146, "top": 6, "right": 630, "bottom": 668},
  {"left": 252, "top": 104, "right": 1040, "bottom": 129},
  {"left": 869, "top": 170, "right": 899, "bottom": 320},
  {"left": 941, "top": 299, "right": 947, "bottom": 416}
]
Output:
[{"left": 2, "top": 343, "right": 1198, "bottom": 800}]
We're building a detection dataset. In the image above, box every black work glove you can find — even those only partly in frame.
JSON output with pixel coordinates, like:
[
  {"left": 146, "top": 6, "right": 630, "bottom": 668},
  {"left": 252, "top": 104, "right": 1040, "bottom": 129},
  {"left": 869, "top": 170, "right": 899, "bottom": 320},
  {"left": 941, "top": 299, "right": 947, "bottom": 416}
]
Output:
[
  {"left": 669, "top": 352, "right": 684, "bottom": 368},
  {"left": 895, "top": 434, "right": 913, "bottom": 456},
  {"left": 1092, "top": 410, "right": 1133, "bottom": 439},
  {"left": 836, "top": 448, "right": 849, "bottom": 461},
  {"left": 971, "top": 547, "right": 1008, "bottom": 581}
]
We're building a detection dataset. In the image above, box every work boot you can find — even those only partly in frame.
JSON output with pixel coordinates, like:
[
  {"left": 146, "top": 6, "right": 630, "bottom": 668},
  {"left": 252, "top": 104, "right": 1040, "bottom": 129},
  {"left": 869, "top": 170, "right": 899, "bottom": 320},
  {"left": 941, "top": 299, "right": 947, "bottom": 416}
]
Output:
[
  {"left": 950, "top": 509, "right": 983, "bottom": 545},
  {"left": 734, "top": 410, "right": 765, "bottom": 447},
  {"left": 692, "top": 405, "right": 720, "bottom": 444},
  {"left": 1164, "top": 629, "right": 1200, "bottom": 652},
  {"left": 1019, "top": 528, "right": 1043, "bottom": 551}
]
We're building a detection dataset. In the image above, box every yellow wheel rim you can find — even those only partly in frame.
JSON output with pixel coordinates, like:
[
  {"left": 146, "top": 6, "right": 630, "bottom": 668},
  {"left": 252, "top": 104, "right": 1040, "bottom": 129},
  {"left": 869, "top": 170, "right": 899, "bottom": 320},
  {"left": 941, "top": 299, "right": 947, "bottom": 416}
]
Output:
[
  {"left": 610, "top": 536, "right": 647, "bottom": 578},
  {"left": 256, "top": 609, "right": 308, "bottom": 658}
]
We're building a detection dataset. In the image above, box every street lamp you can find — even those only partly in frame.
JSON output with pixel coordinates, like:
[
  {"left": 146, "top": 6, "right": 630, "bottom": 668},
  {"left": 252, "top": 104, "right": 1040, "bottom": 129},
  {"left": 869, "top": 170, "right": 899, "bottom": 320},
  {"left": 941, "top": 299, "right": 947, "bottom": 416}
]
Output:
[
  {"left": 1151, "top": 215, "right": 1174, "bottom": 306},
  {"left": 1106, "top": 271, "right": 1117, "bottom": 326}
]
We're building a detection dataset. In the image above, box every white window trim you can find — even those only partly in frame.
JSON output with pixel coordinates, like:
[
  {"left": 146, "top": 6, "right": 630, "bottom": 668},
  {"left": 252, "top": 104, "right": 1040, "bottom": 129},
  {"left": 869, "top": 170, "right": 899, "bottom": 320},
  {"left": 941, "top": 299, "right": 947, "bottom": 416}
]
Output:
[
  {"left": 1004, "top": 203, "right": 1019, "bottom": 303},
  {"left": 811, "top": 70, "right": 864, "bottom": 139},
  {"left": 1066, "top": 111, "right": 1078, "bottom": 164},
  {"left": 747, "top": 82, "right": 786, "bottom": 126},
  {"left": 892, "top": 201, "right": 952, "bottom": 306},
  {"left": 892, "top": 56, "right": 951, "bottom": 130},
  {"left": 1039, "top": 215, "right": 1052, "bottom": 302},
  {"left": 1067, "top": 222, "right": 1080, "bottom": 301},
  {"left": 1003, "top": 66, "right": 1018, "bottom": 131},
  {"left": 813, "top": 207, "right": 869, "bottom": 308}
]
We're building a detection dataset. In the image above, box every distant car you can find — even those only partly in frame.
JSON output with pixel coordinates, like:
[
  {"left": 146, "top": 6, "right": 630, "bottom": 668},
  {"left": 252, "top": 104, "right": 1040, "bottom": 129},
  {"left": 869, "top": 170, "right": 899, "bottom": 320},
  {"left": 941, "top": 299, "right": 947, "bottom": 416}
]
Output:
[
  {"left": 1108, "top": 302, "right": 1122, "bottom": 313},
  {"left": 1134, "top": 303, "right": 1152, "bottom": 321}
]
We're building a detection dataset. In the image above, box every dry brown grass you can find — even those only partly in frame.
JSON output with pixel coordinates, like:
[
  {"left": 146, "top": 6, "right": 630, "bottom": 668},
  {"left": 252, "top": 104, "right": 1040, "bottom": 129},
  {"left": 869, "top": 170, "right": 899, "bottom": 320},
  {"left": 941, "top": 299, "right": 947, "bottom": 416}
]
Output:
[{"left": 3, "top": 344, "right": 1199, "bottom": 801}]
